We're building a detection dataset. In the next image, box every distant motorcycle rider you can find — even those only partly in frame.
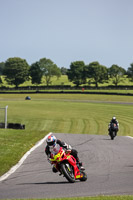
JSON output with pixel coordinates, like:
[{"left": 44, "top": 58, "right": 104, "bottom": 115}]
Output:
[
  {"left": 45, "top": 134, "right": 84, "bottom": 172},
  {"left": 108, "top": 116, "right": 119, "bottom": 133}
]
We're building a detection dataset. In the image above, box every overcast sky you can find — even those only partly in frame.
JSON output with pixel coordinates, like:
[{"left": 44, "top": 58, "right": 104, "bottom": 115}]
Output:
[{"left": 0, "top": 0, "right": 133, "bottom": 69}]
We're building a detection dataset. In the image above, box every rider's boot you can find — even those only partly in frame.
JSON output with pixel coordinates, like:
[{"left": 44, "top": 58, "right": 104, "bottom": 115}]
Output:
[
  {"left": 77, "top": 161, "right": 85, "bottom": 170},
  {"left": 52, "top": 166, "right": 58, "bottom": 173}
]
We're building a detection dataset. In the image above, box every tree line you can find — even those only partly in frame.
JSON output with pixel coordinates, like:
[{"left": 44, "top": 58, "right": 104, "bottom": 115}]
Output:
[{"left": 0, "top": 57, "right": 133, "bottom": 88}]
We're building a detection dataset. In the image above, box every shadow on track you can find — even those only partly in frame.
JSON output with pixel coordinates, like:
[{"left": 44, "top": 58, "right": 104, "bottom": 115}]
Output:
[{"left": 16, "top": 181, "right": 70, "bottom": 185}]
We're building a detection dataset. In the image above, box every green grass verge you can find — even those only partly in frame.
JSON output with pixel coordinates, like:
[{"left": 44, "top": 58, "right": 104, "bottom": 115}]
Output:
[
  {"left": 0, "top": 129, "right": 47, "bottom": 176},
  {"left": 0, "top": 93, "right": 133, "bottom": 177},
  {"left": 7, "top": 195, "right": 133, "bottom": 200}
]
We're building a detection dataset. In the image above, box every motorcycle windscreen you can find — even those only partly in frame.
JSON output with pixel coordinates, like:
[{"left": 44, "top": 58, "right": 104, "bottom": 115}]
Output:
[{"left": 49, "top": 144, "right": 61, "bottom": 155}]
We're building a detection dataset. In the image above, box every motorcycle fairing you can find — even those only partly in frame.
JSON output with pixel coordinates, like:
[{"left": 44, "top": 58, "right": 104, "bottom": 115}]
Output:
[{"left": 50, "top": 147, "right": 83, "bottom": 179}]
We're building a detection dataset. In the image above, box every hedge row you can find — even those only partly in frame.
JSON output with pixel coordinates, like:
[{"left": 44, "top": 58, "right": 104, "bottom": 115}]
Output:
[{"left": 0, "top": 85, "right": 133, "bottom": 90}]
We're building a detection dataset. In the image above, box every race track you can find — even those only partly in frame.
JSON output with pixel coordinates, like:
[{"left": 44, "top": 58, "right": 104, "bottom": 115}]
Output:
[{"left": 0, "top": 133, "right": 133, "bottom": 199}]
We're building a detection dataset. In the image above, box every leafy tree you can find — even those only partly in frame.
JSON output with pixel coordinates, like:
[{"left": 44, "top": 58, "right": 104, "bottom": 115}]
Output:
[
  {"left": 0, "top": 76, "right": 3, "bottom": 85},
  {"left": 4, "top": 57, "right": 30, "bottom": 87},
  {"left": 127, "top": 63, "right": 133, "bottom": 82},
  {"left": 86, "top": 62, "right": 108, "bottom": 87},
  {"left": 30, "top": 62, "right": 43, "bottom": 85},
  {"left": 108, "top": 64, "right": 126, "bottom": 86},
  {"left": 0, "top": 62, "right": 5, "bottom": 75},
  {"left": 61, "top": 67, "right": 68, "bottom": 75},
  {"left": 67, "top": 61, "right": 86, "bottom": 87},
  {"left": 39, "top": 58, "right": 61, "bottom": 86},
  {"left": 55, "top": 67, "right": 61, "bottom": 80}
]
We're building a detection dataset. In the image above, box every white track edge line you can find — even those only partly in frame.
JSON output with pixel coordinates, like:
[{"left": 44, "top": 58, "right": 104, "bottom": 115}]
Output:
[
  {"left": 0, "top": 132, "right": 52, "bottom": 182},
  {"left": 126, "top": 136, "right": 133, "bottom": 139}
]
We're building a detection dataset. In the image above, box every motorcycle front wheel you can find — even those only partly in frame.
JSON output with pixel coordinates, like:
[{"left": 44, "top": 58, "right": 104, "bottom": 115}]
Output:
[
  {"left": 80, "top": 171, "right": 87, "bottom": 181},
  {"left": 110, "top": 131, "right": 115, "bottom": 140},
  {"left": 60, "top": 162, "right": 75, "bottom": 183}
]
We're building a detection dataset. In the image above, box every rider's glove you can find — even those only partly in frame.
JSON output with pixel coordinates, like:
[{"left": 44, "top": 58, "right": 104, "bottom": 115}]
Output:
[
  {"left": 47, "top": 156, "right": 52, "bottom": 164},
  {"left": 66, "top": 144, "right": 72, "bottom": 150},
  {"left": 65, "top": 149, "right": 72, "bottom": 154}
]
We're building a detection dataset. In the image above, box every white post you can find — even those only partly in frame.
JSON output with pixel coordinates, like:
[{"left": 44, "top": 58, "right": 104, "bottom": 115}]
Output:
[{"left": 5, "top": 105, "right": 8, "bottom": 129}]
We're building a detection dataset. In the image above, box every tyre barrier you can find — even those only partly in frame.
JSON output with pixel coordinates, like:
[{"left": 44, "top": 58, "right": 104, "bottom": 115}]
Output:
[{"left": 0, "top": 123, "right": 25, "bottom": 129}]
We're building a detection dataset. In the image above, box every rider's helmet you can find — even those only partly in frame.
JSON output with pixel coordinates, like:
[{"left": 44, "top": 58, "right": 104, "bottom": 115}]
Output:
[
  {"left": 46, "top": 135, "right": 57, "bottom": 147},
  {"left": 112, "top": 116, "right": 116, "bottom": 122}
]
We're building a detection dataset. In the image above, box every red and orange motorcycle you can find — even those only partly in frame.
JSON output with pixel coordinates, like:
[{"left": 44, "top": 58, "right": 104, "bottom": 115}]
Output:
[{"left": 50, "top": 147, "right": 87, "bottom": 183}]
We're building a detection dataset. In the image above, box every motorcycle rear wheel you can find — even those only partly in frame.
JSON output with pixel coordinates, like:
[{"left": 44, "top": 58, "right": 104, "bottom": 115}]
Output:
[{"left": 61, "top": 162, "right": 75, "bottom": 183}]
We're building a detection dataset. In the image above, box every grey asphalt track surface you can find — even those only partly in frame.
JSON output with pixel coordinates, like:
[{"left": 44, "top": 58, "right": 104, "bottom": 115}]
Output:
[{"left": 0, "top": 133, "right": 133, "bottom": 199}]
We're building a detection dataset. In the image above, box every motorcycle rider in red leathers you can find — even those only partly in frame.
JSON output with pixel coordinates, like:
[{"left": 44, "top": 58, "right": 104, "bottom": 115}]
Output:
[{"left": 45, "top": 134, "right": 84, "bottom": 173}]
